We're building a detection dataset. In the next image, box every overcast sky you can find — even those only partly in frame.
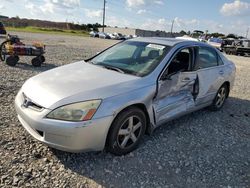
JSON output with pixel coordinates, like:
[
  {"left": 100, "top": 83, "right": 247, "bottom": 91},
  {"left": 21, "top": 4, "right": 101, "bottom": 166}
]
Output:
[{"left": 0, "top": 0, "right": 250, "bottom": 36}]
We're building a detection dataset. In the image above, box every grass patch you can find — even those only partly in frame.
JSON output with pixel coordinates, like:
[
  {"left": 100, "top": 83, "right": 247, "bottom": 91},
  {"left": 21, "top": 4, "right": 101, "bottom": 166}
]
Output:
[{"left": 5, "top": 26, "right": 89, "bottom": 37}]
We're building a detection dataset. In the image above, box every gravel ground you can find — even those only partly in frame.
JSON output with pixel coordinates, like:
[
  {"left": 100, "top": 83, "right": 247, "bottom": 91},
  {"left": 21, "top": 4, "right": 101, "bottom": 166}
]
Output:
[{"left": 0, "top": 32, "right": 249, "bottom": 188}]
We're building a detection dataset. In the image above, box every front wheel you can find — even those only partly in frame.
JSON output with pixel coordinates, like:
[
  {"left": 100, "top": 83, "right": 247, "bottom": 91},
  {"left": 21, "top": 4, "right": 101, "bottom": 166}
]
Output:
[
  {"left": 6, "top": 55, "right": 19, "bottom": 66},
  {"left": 107, "top": 107, "right": 146, "bottom": 155},
  {"left": 0, "top": 40, "right": 9, "bottom": 61},
  {"left": 210, "top": 84, "right": 229, "bottom": 111}
]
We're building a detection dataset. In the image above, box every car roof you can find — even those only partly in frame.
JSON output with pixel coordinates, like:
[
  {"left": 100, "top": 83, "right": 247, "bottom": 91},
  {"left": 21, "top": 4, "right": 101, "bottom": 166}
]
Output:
[{"left": 129, "top": 37, "right": 203, "bottom": 47}]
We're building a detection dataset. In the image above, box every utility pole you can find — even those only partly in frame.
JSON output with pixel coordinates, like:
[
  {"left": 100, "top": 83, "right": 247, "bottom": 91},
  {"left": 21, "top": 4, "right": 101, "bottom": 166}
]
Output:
[
  {"left": 170, "top": 19, "right": 175, "bottom": 35},
  {"left": 246, "top": 27, "right": 249, "bottom": 39},
  {"left": 102, "top": 0, "right": 106, "bottom": 32}
]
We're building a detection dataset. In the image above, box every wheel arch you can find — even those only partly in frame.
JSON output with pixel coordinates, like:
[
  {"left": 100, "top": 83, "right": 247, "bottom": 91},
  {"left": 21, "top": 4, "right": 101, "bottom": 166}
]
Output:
[{"left": 105, "top": 103, "right": 151, "bottom": 148}]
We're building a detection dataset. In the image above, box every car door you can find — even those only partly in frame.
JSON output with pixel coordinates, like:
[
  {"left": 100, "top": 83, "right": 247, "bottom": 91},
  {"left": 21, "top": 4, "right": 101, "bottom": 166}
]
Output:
[
  {"left": 153, "top": 47, "right": 199, "bottom": 125},
  {"left": 194, "top": 46, "right": 225, "bottom": 106}
]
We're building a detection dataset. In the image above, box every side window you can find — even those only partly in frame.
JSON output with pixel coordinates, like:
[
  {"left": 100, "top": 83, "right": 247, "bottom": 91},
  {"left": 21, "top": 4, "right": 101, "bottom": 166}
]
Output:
[
  {"left": 196, "top": 47, "right": 218, "bottom": 69},
  {"left": 166, "top": 48, "right": 192, "bottom": 75}
]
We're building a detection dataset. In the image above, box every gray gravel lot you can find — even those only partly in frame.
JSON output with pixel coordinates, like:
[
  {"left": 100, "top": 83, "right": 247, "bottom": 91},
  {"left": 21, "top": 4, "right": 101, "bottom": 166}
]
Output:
[{"left": 0, "top": 32, "right": 249, "bottom": 188}]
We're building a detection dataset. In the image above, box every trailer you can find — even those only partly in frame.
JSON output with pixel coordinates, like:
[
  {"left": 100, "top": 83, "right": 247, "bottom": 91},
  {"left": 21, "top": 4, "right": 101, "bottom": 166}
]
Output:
[
  {"left": 222, "top": 39, "right": 250, "bottom": 56},
  {"left": 0, "top": 34, "right": 45, "bottom": 67}
]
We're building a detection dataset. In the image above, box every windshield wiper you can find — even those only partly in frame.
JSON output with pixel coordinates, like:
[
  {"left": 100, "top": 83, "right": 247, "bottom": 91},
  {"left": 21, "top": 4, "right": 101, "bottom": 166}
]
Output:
[
  {"left": 86, "top": 61, "right": 94, "bottom": 64},
  {"left": 102, "top": 65, "right": 125, "bottom": 74},
  {"left": 86, "top": 61, "right": 125, "bottom": 74}
]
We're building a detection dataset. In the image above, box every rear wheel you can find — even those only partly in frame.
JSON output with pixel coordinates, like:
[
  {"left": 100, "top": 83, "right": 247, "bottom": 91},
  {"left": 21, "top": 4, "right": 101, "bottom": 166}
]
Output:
[
  {"left": 210, "top": 84, "right": 229, "bottom": 111},
  {"left": 107, "top": 107, "right": 146, "bottom": 155}
]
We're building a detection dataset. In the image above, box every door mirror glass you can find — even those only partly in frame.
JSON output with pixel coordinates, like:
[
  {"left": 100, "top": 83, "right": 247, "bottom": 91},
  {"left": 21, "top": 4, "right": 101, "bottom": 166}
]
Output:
[{"left": 161, "top": 72, "right": 171, "bottom": 80}]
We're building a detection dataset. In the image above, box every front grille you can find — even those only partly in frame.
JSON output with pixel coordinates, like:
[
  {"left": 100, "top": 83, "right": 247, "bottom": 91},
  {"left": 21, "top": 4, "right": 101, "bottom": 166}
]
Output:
[
  {"left": 22, "top": 93, "right": 44, "bottom": 111},
  {"left": 36, "top": 130, "right": 44, "bottom": 137},
  {"left": 28, "top": 102, "right": 43, "bottom": 111}
]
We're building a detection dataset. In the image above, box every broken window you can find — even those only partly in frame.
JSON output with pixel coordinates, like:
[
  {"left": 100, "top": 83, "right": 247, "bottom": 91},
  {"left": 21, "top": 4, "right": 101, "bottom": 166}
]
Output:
[{"left": 167, "top": 48, "right": 192, "bottom": 75}]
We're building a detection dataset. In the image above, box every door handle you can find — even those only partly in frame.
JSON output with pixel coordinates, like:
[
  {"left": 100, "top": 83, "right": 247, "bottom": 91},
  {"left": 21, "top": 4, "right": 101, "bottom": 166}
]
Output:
[{"left": 219, "top": 70, "right": 224, "bottom": 75}]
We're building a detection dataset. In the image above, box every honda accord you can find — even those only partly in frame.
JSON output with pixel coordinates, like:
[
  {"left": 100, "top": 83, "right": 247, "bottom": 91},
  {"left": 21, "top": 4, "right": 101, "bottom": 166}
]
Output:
[{"left": 15, "top": 38, "right": 236, "bottom": 155}]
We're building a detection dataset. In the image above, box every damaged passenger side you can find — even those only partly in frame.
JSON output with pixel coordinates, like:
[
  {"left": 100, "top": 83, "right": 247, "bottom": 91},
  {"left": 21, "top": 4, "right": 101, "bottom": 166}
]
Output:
[{"left": 153, "top": 47, "right": 199, "bottom": 125}]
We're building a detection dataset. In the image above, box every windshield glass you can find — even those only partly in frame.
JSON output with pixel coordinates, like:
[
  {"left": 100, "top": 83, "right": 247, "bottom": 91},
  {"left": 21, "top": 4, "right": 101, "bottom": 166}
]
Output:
[{"left": 89, "top": 41, "right": 170, "bottom": 77}]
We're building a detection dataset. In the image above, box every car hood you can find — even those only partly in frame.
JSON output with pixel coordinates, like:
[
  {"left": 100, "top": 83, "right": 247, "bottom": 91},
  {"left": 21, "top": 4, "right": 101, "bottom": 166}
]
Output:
[{"left": 22, "top": 61, "right": 141, "bottom": 109}]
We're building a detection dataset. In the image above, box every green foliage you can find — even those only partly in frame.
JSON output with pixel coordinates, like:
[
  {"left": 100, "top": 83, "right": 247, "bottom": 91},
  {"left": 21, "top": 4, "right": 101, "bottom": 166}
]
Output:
[
  {"left": 208, "top": 32, "right": 225, "bottom": 38},
  {"left": 1, "top": 16, "right": 101, "bottom": 33},
  {"left": 5, "top": 26, "right": 89, "bottom": 36},
  {"left": 179, "top": 30, "right": 187, "bottom": 35}
]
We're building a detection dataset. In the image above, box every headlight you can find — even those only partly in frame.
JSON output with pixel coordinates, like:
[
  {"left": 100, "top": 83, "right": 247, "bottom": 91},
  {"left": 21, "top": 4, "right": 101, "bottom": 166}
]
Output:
[{"left": 47, "top": 100, "right": 101, "bottom": 122}]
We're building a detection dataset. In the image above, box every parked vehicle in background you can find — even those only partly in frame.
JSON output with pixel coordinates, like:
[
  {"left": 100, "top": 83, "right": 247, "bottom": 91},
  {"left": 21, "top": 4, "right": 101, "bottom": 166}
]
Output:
[
  {"left": 108, "top": 33, "right": 117, "bottom": 40},
  {"left": 125, "top": 35, "right": 133, "bottom": 40},
  {"left": 177, "top": 30, "right": 207, "bottom": 42},
  {"left": 113, "top": 33, "right": 126, "bottom": 40},
  {"left": 0, "top": 34, "right": 45, "bottom": 67},
  {"left": 99, "top": 32, "right": 111, "bottom": 39},
  {"left": 89, "top": 31, "right": 99, "bottom": 38},
  {"left": 222, "top": 38, "right": 250, "bottom": 56},
  {"left": 0, "top": 22, "right": 7, "bottom": 35},
  {"left": 15, "top": 38, "right": 236, "bottom": 155},
  {"left": 208, "top": 37, "right": 223, "bottom": 51}
]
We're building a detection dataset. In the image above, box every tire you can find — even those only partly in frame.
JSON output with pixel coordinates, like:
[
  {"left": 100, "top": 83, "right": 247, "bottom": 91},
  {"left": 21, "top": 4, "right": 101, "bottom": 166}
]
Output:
[
  {"left": 107, "top": 107, "right": 146, "bottom": 155},
  {"left": 210, "top": 84, "right": 229, "bottom": 111},
  {"left": 5, "top": 56, "right": 18, "bottom": 66},
  {"left": 0, "top": 40, "right": 9, "bottom": 61},
  {"left": 38, "top": 55, "right": 45, "bottom": 63},
  {"left": 31, "top": 57, "right": 42, "bottom": 67},
  {"left": 15, "top": 56, "right": 19, "bottom": 62}
]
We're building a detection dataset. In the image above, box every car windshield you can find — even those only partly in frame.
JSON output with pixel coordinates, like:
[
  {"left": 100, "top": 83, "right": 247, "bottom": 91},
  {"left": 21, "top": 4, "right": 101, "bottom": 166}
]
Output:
[{"left": 89, "top": 41, "right": 170, "bottom": 77}]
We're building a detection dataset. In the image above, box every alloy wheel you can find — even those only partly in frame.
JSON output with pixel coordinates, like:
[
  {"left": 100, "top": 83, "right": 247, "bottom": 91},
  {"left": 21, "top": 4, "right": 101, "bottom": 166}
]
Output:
[
  {"left": 117, "top": 116, "right": 142, "bottom": 149},
  {"left": 215, "top": 87, "right": 226, "bottom": 108}
]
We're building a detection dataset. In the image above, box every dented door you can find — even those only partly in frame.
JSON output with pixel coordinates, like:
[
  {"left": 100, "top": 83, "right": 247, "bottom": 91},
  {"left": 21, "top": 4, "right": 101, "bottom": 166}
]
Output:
[{"left": 153, "top": 71, "right": 197, "bottom": 125}]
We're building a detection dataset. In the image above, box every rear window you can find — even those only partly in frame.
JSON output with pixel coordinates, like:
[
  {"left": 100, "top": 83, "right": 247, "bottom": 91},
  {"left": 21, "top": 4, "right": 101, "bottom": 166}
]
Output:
[{"left": 196, "top": 47, "right": 218, "bottom": 69}]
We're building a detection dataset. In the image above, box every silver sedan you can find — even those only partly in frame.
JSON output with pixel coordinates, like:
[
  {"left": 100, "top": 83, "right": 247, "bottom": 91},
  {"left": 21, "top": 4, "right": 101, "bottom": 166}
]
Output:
[{"left": 15, "top": 38, "right": 236, "bottom": 155}]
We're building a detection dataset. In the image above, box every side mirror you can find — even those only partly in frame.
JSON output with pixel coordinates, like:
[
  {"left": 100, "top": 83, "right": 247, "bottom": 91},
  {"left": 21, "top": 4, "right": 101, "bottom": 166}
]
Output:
[
  {"left": 161, "top": 71, "right": 180, "bottom": 81},
  {"left": 161, "top": 73, "right": 172, "bottom": 81}
]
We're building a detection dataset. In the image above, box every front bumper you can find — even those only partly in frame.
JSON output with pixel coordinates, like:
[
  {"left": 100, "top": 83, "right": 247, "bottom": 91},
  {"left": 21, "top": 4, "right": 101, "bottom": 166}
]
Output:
[{"left": 15, "top": 92, "right": 114, "bottom": 153}]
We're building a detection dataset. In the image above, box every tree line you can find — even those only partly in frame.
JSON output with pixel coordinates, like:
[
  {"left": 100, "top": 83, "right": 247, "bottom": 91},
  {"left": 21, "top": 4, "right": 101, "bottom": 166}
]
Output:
[{"left": 0, "top": 16, "right": 103, "bottom": 32}]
